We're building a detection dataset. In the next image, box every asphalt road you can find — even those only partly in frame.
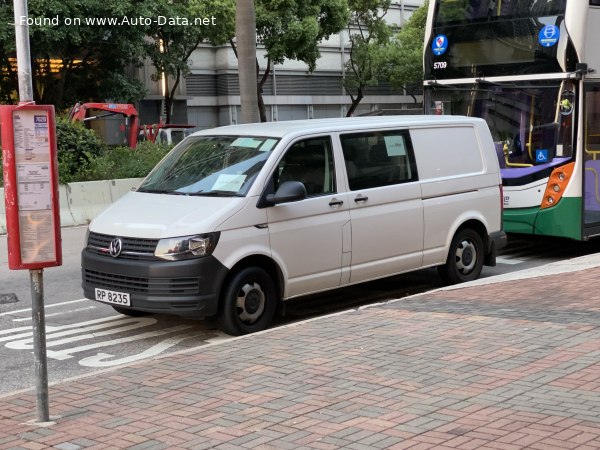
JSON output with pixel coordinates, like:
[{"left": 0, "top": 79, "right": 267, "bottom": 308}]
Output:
[{"left": 2, "top": 227, "right": 600, "bottom": 395}]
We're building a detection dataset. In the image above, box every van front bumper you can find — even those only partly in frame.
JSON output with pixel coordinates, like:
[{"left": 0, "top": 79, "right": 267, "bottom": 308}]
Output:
[{"left": 81, "top": 249, "right": 228, "bottom": 317}]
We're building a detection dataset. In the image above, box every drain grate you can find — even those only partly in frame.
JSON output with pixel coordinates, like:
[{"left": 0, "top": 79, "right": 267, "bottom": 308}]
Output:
[{"left": 0, "top": 293, "right": 19, "bottom": 304}]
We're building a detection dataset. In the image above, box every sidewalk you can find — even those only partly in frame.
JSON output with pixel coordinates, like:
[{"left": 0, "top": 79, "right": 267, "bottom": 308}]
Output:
[{"left": 2, "top": 256, "right": 600, "bottom": 449}]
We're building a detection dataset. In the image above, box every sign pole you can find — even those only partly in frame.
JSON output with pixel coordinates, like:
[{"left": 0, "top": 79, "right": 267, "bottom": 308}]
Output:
[
  {"left": 30, "top": 269, "right": 49, "bottom": 422},
  {"left": 12, "top": 0, "right": 51, "bottom": 423},
  {"left": 13, "top": 0, "right": 34, "bottom": 103}
]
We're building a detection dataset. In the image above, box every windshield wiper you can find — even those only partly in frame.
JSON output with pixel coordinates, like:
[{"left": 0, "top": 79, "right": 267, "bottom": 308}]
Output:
[
  {"left": 136, "top": 188, "right": 189, "bottom": 195},
  {"left": 187, "top": 190, "right": 242, "bottom": 197}
]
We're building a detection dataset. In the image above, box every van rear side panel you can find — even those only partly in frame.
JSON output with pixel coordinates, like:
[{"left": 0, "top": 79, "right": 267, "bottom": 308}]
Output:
[
  {"left": 411, "top": 126, "right": 485, "bottom": 180},
  {"left": 410, "top": 125, "right": 502, "bottom": 266}
]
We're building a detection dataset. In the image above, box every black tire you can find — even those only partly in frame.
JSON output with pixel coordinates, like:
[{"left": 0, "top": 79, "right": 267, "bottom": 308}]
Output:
[
  {"left": 111, "top": 305, "right": 149, "bottom": 317},
  {"left": 438, "top": 228, "right": 484, "bottom": 284},
  {"left": 217, "top": 267, "right": 277, "bottom": 336}
]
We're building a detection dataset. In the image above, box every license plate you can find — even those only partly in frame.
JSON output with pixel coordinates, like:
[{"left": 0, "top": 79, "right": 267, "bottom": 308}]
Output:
[{"left": 95, "top": 288, "right": 130, "bottom": 306}]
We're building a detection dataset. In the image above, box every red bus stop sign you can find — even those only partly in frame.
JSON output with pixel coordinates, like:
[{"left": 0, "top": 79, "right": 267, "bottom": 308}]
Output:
[{"left": 1, "top": 104, "right": 62, "bottom": 270}]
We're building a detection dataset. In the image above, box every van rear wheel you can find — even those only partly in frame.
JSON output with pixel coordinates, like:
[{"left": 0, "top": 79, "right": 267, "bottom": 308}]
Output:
[
  {"left": 438, "top": 228, "right": 484, "bottom": 284},
  {"left": 217, "top": 267, "right": 277, "bottom": 336}
]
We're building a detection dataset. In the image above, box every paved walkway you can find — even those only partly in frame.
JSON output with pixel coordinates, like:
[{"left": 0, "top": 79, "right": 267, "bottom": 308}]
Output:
[{"left": 2, "top": 256, "right": 600, "bottom": 449}]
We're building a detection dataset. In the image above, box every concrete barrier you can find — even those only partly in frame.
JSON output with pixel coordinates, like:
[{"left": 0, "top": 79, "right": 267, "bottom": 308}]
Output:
[{"left": 0, "top": 178, "right": 143, "bottom": 234}]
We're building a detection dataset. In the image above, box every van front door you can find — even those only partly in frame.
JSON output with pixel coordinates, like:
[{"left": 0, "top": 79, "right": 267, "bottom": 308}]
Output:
[
  {"left": 340, "top": 130, "right": 424, "bottom": 284},
  {"left": 266, "top": 136, "right": 351, "bottom": 298}
]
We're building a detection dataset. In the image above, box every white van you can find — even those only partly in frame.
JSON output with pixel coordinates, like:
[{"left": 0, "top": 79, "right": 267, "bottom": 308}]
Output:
[{"left": 82, "top": 116, "right": 506, "bottom": 335}]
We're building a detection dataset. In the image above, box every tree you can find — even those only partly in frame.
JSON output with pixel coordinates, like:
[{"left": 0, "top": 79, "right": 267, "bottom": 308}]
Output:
[
  {"left": 145, "top": 0, "right": 235, "bottom": 123},
  {"left": 0, "top": 0, "right": 148, "bottom": 108},
  {"left": 231, "top": 0, "right": 349, "bottom": 122},
  {"left": 385, "top": 1, "right": 428, "bottom": 103},
  {"left": 236, "top": 0, "right": 260, "bottom": 123},
  {"left": 343, "top": 0, "right": 392, "bottom": 117}
]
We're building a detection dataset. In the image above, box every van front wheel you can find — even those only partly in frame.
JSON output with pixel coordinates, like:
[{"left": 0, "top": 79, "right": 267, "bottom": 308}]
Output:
[
  {"left": 438, "top": 228, "right": 484, "bottom": 284},
  {"left": 218, "top": 267, "right": 277, "bottom": 336}
]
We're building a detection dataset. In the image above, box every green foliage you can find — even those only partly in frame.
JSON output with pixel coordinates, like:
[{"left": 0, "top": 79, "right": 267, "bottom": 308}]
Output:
[
  {"left": 0, "top": 0, "right": 148, "bottom": 107},
  {"left": 343, "top": 0, "right": 393, "bottom": 116},
  {"left": 145, "top": 0, "right": 235, "bottom": 122},
  {"left": 56, "top": 117, "right": 107, "bottom": 183},
  {"left": 255, "top": 0, "right": 349, "bottom": 72},
  {"left": 385, "top": 2, "right": 428, "bottom": 100},
  {"left": 80, "top": 141, "right": 171, "bottom": 182}
]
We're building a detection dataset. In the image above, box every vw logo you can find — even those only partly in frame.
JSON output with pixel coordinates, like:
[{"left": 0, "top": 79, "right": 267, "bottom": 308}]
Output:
[{"left": 109, "top": 238, "right": 123, "bottom": 258}]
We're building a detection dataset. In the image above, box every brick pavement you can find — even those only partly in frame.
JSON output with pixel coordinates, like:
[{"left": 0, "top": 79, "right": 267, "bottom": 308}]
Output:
[{"left": 1, "top": 266, "right": 600, "bottom": 449}]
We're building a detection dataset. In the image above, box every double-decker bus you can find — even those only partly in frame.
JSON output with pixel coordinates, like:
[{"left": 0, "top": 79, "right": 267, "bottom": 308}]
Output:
[{"left": 423, "top": 0, "right": 600, "bottom": 240}]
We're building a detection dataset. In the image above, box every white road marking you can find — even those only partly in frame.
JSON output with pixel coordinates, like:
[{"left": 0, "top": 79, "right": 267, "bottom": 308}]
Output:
[
  {"left": 78, "top": 331, "right": 198, "bottom": 367},
  {"left": 496, "top": 256, "right": 526, "bottom": 265},
  {"left": 3, "top": 315, "right": 194, "bottom": 361},
  {"left": 0, "top": 299, "right": 87, "bottom": 317},
  {"left": 11, "top": 306, "right": 97, "bottom": 322}
]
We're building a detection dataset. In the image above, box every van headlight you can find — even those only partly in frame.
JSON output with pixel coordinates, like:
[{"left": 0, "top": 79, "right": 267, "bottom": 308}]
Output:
[{"left": 154, "top": 233, "right": 220, "bottom": 260}]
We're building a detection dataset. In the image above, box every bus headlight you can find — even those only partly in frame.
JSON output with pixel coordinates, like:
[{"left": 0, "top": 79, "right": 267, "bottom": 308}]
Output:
[
  {"left": 155, "top": 233, "right": 220, "bottom": 260},
  {"left": 541, "top": 163, "right": 574, "bottom": 209}
]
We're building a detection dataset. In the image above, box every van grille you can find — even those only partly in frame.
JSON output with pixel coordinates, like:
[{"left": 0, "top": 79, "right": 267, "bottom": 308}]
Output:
[
  {"left": 88, "top": 232, "right": 158, "bottom": 260},
  {"left": 84, "top": 269, "right": 200, "bottom": 295}
]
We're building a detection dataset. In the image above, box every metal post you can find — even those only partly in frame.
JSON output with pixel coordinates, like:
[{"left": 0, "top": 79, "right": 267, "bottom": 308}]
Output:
[
  {"left": 13, "top": 0, "right": 34, "bottom": 102},
  {"left": 14, "top": 0, "right": 50, "bottom": 423},
  {"left": 30, "top": 269, "right": 49, "bottom": 423}
]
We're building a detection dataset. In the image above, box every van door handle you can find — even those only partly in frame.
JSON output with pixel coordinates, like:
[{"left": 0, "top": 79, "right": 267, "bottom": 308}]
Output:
[
  {"left": 329, "top": 199, "right": 344, "bottom": 207},
  {"left": 354, "top": 195, "right": 368, "bottom": 203}
]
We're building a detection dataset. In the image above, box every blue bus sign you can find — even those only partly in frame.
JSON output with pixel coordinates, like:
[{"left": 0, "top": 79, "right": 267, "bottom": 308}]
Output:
[
  {"left": 536, "top": 149, "right": 549, "bottom": 163},
  {"left": 539, "top": 25, "right": 560, "bottom": 47},
  {"left": 432, "top": 34, "right": 448, "bottom": 56}
]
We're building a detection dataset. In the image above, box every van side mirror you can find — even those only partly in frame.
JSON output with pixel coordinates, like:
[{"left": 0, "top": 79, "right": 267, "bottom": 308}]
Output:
[{"left": 264, "top": 181, "right": 307, "bottom": 206}]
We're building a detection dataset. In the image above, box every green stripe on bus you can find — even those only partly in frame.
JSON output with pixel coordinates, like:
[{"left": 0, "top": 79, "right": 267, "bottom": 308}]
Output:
[
  {"left": 503, "top": 207, "right": 538, "bottom": 234},
  {"left": 503, "top": 197, "right": 582, "bottom": 240}
]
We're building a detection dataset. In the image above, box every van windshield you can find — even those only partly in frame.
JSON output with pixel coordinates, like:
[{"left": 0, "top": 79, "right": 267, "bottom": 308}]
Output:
[{"left": 138, "top": 135, "right": 279, "bottom": 196}]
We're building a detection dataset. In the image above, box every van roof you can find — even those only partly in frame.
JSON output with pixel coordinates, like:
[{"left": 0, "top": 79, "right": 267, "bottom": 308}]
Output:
[{"left": 190, "top": 115, "right": 480, "bottom": 139}]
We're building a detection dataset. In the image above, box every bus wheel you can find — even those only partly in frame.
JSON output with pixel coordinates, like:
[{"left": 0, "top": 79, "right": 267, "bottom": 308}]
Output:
[
  {"left": 217, "top": 267, "right": 277, "bottom": 336},
  {"left": 438, "top": 228, "right": 484, "bottom": 284}
]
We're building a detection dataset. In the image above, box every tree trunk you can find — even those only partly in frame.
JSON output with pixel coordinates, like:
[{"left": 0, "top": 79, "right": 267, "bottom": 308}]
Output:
[
  {"left": 236, "top": 0, "right": 259, "bottom": 124},
  {"left": 257, "top": 59, "right": 270, "bottom": 122},
  {"left": 346, "top": 88, "right": 363, "bottom": 117}
]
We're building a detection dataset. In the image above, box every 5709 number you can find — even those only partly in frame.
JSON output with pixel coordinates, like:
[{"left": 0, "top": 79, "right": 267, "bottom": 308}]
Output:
[{"left": 434, "top": 62, "right": 447, "bottom": 69}]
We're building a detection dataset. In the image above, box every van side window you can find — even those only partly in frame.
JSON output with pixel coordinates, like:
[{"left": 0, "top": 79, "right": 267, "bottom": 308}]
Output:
[
  {"left": 340, "top": 131, "right": 418, "bottom": 190},
  {"left": 275, "top": 137, "right": 336, "bottom": 196}
]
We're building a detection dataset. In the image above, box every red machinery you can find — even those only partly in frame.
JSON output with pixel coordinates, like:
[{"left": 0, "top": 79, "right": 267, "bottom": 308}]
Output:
[{"left": 68, "top": 102, "right": 140, "bottom": 148}]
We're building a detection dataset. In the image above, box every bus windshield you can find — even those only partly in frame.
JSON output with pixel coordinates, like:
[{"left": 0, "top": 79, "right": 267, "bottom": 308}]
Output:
[
  {"left": 426, "top": 0, "right": 571, "bottom": 79},
  {"left": 425, "top": 80, "right": 575, "bottom": 172}
]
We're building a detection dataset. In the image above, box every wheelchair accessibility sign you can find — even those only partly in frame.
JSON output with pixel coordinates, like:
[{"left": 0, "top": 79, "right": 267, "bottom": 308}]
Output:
[{"left": 536, "top": 149, "right": 549, "bottom": 163}]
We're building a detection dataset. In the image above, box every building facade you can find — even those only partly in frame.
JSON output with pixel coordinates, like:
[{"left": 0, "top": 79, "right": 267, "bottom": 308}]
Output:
[{"left": 137, "top": 0, "right": 424, "bottom": 129}]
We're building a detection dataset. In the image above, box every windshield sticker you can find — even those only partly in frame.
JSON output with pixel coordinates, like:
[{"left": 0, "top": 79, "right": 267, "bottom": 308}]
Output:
[
  {"left": 432, "top": 34, "right": 448, "bottom": 56},
  {"left": 212, "top": 174, "right": 247, "bottom": 192},
  {"left": 538, "top": 25, "right": 560, "bottom": 47},
  {"left": 384, "top": 136, "right": 407, "bottom": 156},
  {"left": 231, "top": 137, "right": 263, "bottom": 148},
  {"left": 260, "top": 139, "right": 277, "bottom": 152}
]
